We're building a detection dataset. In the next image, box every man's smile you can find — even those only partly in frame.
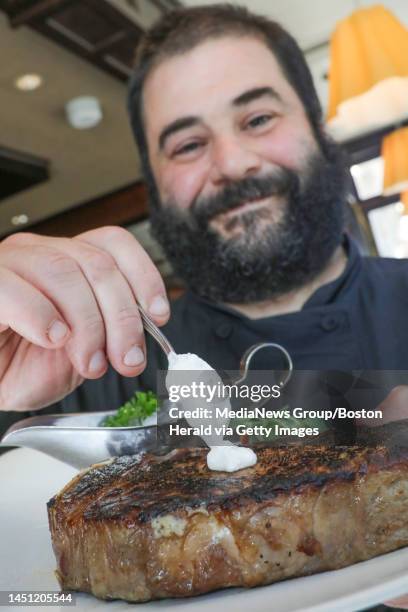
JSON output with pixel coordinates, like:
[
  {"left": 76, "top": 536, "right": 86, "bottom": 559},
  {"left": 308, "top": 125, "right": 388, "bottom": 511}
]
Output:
[
  {"left": 222, "top": 195, "right": 271, "bottom": 216},
  {"left": 208, "top": 194, "right": 285, "bottom": 233}
]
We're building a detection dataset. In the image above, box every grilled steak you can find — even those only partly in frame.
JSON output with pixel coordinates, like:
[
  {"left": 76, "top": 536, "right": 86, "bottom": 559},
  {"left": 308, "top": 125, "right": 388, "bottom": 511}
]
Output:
[{"left": 48, "top": 423, "right": 408, "bottom": 602}]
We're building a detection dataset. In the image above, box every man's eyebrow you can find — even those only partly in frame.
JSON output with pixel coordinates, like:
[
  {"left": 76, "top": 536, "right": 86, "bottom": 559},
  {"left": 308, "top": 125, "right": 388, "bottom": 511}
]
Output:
[
  {"left": 158, "top": 87, "right": 282, "bottom": 150},
  {"left": 159, "top": 116, "right": 201, "bottom": 151},
  {"left": 232, "top": 86, "right": 283, "bottom": 106}
]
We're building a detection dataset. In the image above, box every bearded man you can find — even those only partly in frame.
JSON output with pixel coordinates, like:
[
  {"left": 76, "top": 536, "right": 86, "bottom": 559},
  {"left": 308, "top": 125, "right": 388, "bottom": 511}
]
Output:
[
  {"left": 0, "top": 4, "right": 407, "bottom": 607},
  {"left": 1, "top": 4, "right": 408, "bottom": 423}
]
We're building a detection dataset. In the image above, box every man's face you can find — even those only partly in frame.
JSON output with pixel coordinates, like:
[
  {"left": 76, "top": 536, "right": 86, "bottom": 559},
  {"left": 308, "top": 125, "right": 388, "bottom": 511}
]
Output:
[
  {"left": 141, "top": 35, "right": 346, "bottom": 302},
  {"left": 144, "top": 36, "right": 317, "bottom": 227}
]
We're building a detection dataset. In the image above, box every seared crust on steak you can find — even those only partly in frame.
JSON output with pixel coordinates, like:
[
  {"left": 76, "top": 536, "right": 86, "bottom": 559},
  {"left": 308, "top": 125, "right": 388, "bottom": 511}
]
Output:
[{"left": 48, "top": 423, "right": 408, "bottom": 602}]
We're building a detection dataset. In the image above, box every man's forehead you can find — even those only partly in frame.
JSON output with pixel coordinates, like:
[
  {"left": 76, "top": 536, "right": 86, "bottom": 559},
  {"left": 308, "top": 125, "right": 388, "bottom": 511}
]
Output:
[{"left": 142, "top": 36, "right": 299, "bottom": 132}]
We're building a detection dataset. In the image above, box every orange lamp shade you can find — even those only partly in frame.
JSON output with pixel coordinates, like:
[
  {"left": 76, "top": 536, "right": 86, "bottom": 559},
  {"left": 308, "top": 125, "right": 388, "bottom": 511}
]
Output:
[
  {"left": 382, "top": 127, "right": 408, "bottom": 196},
  {"left": 327, "top": 5, "right": 408, "bottom": 140}
]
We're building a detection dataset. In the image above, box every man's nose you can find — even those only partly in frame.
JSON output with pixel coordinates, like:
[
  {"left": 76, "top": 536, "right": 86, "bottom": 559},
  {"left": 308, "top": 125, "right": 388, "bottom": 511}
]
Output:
[{"left": 210, "top": 135, "right": 262, "bottom": 184}]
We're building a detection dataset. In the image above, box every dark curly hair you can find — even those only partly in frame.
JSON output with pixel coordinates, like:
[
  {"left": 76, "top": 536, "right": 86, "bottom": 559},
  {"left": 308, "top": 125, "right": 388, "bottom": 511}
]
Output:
[{"left": 127, "top": 3, "right": 324, "bottom": 197}]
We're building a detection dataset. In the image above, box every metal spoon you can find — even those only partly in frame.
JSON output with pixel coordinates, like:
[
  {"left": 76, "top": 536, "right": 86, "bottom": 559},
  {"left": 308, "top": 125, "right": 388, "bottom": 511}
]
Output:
[{"left": 137, "top": 303, "right": 175, "bottom": 355}]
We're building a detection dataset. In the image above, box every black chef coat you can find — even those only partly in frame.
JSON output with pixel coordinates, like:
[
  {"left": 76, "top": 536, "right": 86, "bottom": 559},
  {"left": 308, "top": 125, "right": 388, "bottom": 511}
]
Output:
[{"left": 56, "top": 233, "right": 408, "bottom": 418}]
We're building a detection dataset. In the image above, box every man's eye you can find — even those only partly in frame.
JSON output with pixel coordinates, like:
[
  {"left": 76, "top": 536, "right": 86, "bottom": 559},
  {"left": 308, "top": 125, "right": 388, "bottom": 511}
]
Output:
[
  {"left": 245, "top": 114, "right": 273, "bottom": 129},
  {"left": 173, "top": 141, "right": 202, "bottom": 156}
]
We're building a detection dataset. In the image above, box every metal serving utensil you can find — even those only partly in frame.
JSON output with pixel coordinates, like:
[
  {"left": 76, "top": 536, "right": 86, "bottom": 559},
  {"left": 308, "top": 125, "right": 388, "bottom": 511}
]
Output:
[
  {"left": 0, "top": 307, "right": 293, "bottom": 469},
  {"left": 137, "top": 303, "right": 175, "bottom": 355}
]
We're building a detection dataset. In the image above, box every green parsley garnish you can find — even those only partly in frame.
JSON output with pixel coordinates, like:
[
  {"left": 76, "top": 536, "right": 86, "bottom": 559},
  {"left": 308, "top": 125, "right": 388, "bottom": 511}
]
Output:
[{"left": 101, "top": 390, "right": 158, "bottom": 427}]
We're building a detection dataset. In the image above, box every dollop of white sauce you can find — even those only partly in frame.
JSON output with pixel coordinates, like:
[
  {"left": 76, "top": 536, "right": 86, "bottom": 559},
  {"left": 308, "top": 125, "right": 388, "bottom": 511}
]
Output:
[
  {"left": 167, "top": 351, "right": 214, "bottom": 372},
  {"left": 207, "top": 444, "right": 257, "bottom": 472},
  {"left": 166, "top": 351, "right": 257, "bottom": 472}
]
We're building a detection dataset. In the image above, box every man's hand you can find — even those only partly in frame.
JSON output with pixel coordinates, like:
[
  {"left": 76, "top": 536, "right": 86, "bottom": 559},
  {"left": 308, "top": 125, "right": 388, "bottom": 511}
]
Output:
[
  {"left": 355, "top": 385, "right": 408, "bottom": 427},
  {"left": 385, "top": 595, "right": 408, "bottom": 609},
  {"left": 0, "top": 227, "right": 169, "bottom": 412}
]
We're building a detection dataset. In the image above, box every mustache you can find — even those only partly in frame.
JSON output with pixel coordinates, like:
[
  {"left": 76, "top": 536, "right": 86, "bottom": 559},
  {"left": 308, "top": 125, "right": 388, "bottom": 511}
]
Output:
[{"left": 191, "top": 168, "right": 298, "bottom": 224}]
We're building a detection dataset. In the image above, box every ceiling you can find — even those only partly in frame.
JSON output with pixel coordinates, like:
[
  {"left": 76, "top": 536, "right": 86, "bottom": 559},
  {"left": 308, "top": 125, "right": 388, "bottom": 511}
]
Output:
[
  {"left": 1, "top": 0, "right": 407, "bottom": 238},
  {"left": 0, "top": 9, "right": 142, "bottom": 235}
]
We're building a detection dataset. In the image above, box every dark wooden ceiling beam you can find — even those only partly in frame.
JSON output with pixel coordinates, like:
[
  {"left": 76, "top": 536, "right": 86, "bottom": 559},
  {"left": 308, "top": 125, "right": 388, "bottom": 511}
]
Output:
[
  {"left": 93, "top": 29, "right": 127, "bottom": 54},
  {"left": 0, "top": 144, "right": 49, "bottom": 201},
  {"left": 1, "top": 0, "right": 145, "bottom": 81},
  {"left": 150, "top": 0, "right": 180, "bottom": 11},
  {"left": 8, "top": 0, "right": 68, "bottom": 28},
  {"left": 3, "top": 180, "right": 149, "bottom": 239}
]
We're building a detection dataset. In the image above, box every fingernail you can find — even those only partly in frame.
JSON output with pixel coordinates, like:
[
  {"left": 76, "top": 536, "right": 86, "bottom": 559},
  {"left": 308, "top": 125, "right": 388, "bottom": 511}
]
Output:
[
  {"left": 149, "top": 295, "right": 169, "bottom": 317},
  {"left": 89, "top": 350, "right": 107, "bottom": 373},
  {"left": 124, "top": 345, "right": 145, "bottom": 367},
  {"left": 48, "top": 320, "right": 69, "bottom": 343}
]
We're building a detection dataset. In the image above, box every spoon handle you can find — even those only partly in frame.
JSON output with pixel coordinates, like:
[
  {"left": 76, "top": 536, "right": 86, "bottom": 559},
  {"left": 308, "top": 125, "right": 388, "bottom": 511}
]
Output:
[{"left": 137, "top": 303, "right": 175, "bottom": 356}]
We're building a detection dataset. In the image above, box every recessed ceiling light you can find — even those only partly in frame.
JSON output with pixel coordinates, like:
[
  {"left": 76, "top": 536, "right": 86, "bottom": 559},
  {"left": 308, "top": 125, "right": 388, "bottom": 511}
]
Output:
[
  {"left": 15, "top": 74, "right": 43, "bottom": 91},
  {"left": 11, "top": 214, "right": 29, "bottom": 226}
]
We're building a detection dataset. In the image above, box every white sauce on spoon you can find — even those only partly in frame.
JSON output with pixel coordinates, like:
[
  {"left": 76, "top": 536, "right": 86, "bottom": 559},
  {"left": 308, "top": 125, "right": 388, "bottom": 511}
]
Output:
[{"left": 166, "top": 352, "right": 257, "bottom": 472}]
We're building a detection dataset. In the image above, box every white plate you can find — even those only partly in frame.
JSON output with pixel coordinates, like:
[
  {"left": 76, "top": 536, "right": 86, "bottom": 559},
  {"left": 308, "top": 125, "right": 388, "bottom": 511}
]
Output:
[{"left": 0, "top": 448, "right": 407, "bottom": 612}]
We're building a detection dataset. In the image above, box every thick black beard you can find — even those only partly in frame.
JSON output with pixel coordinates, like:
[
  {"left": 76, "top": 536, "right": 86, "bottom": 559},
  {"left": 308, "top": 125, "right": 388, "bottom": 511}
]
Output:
[{"left": 148, "top": 138, "right": 347, "bottom": 303}]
